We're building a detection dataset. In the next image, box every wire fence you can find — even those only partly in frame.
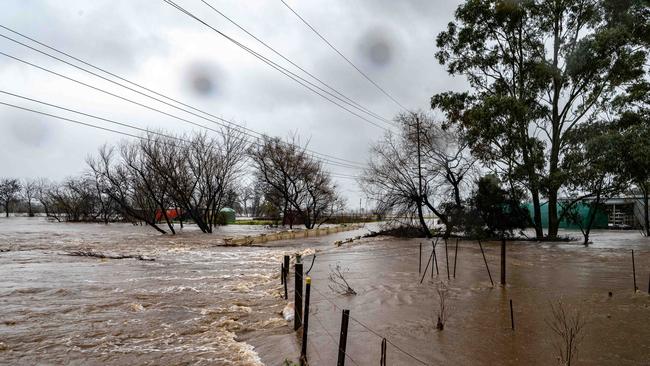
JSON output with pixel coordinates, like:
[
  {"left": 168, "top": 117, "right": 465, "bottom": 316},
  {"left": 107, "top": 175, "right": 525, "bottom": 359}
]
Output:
[{"left": 283, "top": 241, "right": 436, "bottom": 365}]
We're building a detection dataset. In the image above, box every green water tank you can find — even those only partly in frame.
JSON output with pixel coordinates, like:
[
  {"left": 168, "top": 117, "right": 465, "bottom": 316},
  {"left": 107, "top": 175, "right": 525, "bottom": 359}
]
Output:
[{"left": 219, "top": 207, "right": 236, "bottom": 224}]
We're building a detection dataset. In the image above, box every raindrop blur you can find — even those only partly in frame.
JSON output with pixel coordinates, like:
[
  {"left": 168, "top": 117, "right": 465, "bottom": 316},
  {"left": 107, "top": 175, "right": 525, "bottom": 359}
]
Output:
[
  {"left": 358, "top": 28, "right": 395, "bottom": 68},
  {"left": 185, "top": 62, "right": 223, "bottom": 97},
  {"left": 10, "top": 116, "right": 50, "bottom": 147}
]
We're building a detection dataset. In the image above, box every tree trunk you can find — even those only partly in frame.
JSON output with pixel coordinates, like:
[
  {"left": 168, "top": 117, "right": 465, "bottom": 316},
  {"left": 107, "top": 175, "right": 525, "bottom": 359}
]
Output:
[
  {"left": 161, "top": 208, "right": 176, "bottom": 235},
  {"left": 416, "top": 201, "right": 432, "bottom": 238},
  {"left": 500, "top": 236, "right": 506, "bottom": 285},
  {"left": 547, "top": 190, "right": 559, "bottom": 239},
  {"left": 643, "top": 185, "right": 650, "bottom": 237},
  {"left": 530, "top": 188, "right": 543, "bottom": 239}
]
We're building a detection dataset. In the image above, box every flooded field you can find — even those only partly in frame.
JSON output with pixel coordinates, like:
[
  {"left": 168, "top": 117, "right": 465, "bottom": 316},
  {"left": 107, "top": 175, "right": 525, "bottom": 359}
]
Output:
[
  {"left": 0, "top": 217, "right": 368, "bottom": 365},
  {"left": 265, "top": 231, "right": 650, "bottom": 366},
  {"left": 1, "top": 217, "right": 649, "bottom": 365}
]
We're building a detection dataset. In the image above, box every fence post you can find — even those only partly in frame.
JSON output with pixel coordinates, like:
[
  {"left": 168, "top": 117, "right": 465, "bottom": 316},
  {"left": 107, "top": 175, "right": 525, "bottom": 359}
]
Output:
[
  {"left": 432, "top": 239, "right": 439, "bottom": 277},
  {"left": 284, "top": 255, "right": 290, "bottom": 300},
  {"left": 419, "top": 243, "right": 422, "bottom": 274},
  {"left": 281, "top": 263, "right": 284, "bottom": 285},
  {"left": 510, "top": 299, "right": 515, "bottom": 331},
  {"left": 453, "top": 238, "right": 459, "bottom": 278},
  {"left": 632, "top": 250, "right": 638, "bottom": 292},
  {"left": 478, "top": 240, "right": 494, "bottom": 286},
  {"left": 445, "top": 238, "right": 450, "bottom": 280},
  {"left": 294, "top": 262, "right": 303, "bottom": 331},
  {"left": 501, "top": 237, "right": 506, "bottom": 286},
  {"left": 337, "top": 309, "right": 350, "bottom": 366},
  {"left": 300, "top": 277, "right": 311, "bottom": 366},
  {"left": 380, "top": 338, "right": 387, "bottom": 366}
]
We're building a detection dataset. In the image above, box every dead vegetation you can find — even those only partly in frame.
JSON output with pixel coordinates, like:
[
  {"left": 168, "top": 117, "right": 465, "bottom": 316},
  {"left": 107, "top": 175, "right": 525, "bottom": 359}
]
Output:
[
  {"left": 328, "top": 263, "right": 356, "bottom": 295},
  {"left": 435, "top": 281, "right": 450, "bottom": 330},
  {"left": 66, "top": 250, "right": 155, "bottom": 261},
  {"left": 546, "top": 300, "right": 587, "bottom": 366}
]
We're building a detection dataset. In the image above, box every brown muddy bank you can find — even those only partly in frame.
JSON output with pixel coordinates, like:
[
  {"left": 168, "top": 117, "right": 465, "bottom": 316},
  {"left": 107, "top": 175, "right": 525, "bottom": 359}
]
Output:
[{"left": 258, "top": 231, "right": 650, "bottom": 365}]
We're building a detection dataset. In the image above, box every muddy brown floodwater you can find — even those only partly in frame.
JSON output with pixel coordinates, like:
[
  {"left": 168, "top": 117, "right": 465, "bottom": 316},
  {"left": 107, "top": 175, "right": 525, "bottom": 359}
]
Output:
[{"left": 1, "top": 217, "right": 649, "bottom": 365}]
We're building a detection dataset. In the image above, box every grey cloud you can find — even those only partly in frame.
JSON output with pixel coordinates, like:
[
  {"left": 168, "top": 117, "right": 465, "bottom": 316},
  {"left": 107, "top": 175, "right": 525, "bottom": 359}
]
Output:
[{"left": 0, "top": 0, "right": 466, "bottom": 205}]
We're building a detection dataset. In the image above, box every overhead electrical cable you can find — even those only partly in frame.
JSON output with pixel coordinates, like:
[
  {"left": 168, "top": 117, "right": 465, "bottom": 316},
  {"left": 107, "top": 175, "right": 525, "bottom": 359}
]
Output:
[
  {"left": 161, "top": 0, "right": 392, "bottom": 132},
  {"left": 0, "top": 50, "right": 361, "bottom": 171},
  {"left": 197, "top": 0, "right": 394, "bottom": 125},
  {"left": 0, "top": 25, "right": 367, "bottom": 169},
  {"left": 278, "top": 0, "right": 410, "bottom": 112}
]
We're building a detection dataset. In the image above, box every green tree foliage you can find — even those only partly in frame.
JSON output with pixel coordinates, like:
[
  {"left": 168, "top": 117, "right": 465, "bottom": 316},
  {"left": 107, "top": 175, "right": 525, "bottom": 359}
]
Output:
[
  {"left": 432, "top": 0, "right": 648, "bottom": 239},
  {"left": 463, "top": 175, "right": 530, "bottom": 239},
  {"left": 561, "top": 121, "right": 626, "bottom": 243}
]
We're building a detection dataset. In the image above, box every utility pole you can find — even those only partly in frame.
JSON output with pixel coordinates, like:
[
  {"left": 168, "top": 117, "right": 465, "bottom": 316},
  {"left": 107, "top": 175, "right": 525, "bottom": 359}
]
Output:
[
  {"left": 416, "top": 113, "right": 422, "bottom": 200},
  {"left": 413, "top": 113, "right": 430, "bottom": 237}
]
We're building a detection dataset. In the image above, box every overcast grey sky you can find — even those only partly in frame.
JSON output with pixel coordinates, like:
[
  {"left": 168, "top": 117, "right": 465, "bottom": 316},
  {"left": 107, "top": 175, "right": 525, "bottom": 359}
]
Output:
[{"left": 0, "top": 0, "right": 465, "bottom": 208}]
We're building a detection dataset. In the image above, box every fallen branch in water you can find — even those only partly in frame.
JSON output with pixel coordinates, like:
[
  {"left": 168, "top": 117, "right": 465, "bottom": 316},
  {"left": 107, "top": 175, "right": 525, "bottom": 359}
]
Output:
[
  {"left": 66, "top": 250, "right": 155, "bottom": 261},
  {"left": 328, "top": 263, "right": 357, "bottom": 296}
]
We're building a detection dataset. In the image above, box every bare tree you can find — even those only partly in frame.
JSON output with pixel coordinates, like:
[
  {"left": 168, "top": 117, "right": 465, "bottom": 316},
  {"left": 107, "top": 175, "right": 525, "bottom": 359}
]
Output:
[
  {"left": 148, "top": 129, "right": 248, "bottom": 233},
  {"left": 435, "top": 281, "right": 450, "bottom": 330},
  {"left": 546, "top": 300, "right": 587, "bottom": 366},
  {"left": 88, "top": 145, "right": 169, "bottom": 233},
  {"left": 21, "top": 179, "right": 38, "bottom": 217},
  {"left": 250, "top": 135, "right": 343, "bottom": 229},
  {"left": 89, "top": 128, "right": 248, "bottom": 234},
  {"left": 361, "top": 111, "right": 476, "bottom": 237},
  {"left": 0, "top": 178, "right": 21, "bottom": 217},
  {"left": 328, "top": 263, "right": 356, "bottom": 296}
]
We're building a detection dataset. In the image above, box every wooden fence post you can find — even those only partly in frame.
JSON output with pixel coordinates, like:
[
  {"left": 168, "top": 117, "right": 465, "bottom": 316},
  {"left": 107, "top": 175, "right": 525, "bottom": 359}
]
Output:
[
  {"left": 510, "top": 299, "right": 515, "bottom": 331},
  {"left": 419, "top": 243, "right": 422, "bottom": 274},
  {"left": 380, "top": 338, "right": 387, "bottom": 366},
  {"left": 478, "top": 240, "right": 494, "bottom": 286},
  {"left": 632, "top": 250, "right": 638, "bottom": 292},
  {"left": 294, "top": 262, "right": 303, "bottom": 331},
  {"left": 337, "top": 309, "right": 350, "bottom": 366},
  {"left": 453, "top": 238, "right": 459, "bottom": 278},
  {"left": 501, "top": 237, "right": 506, "bottom": 286},
  {"left": 445, "top": 238, "right": 450, "bottom": 280}
]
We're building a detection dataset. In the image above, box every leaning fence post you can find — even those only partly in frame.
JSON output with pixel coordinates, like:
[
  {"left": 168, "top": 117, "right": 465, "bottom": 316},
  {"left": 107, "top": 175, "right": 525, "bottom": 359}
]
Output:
[
  {"left": 432, "top": 238, "right": 439, "bottom": 277},
  {"left": 337, "top": 309, "right": 350, "bottom": 366},
  {"left": 300, "top": 277, "right": 311, "bottom": 366},
  {"left": 453, "top": 238, "right": 459, "bottom": 278},
  {"left": 419, "top": 243, "right": 422, "bottom": 274},
  {"left": 380, "top": 338, "right": 387, "bottom": 366},
  {"left": 284, "top": 255, "right": 290, "bottom": 300},
  {"left": 294, "top": 262, "right": 303, "bottom": 331},
  {"left": 510, "top": 299, "right": 515, "bottom": 331},
  {"left": 445, "top": 238, "right": 450, "bottom": 280},
  {"left": 478, "top": 240, "right": 494, "bottom": 286},
  {"left": 632, "top": 250, "right": 638, "bottom": 292}
]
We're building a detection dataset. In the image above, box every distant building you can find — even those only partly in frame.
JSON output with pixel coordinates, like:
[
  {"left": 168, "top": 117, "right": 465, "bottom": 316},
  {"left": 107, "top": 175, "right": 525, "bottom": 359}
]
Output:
[{"left": 526, "top": 196, "right": 648, "bottom": 230}]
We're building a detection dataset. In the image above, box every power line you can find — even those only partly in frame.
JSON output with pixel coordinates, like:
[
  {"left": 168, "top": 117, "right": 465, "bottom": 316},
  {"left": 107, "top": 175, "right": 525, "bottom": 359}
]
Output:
[
  {"left": 0, "top": 25, "right": 367, "bottom": 169},
  {"left": 278, "top": 0, "right": 410, "bottom": 112},
  {"left": 0, "top": 49, "right": 360, "bottom": 171},
  {"left": 162, "top": 0, "right": 393, "bottom": 132},
  {"left": 197, "top": 0, "right": 394, "bottom": 126}
]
